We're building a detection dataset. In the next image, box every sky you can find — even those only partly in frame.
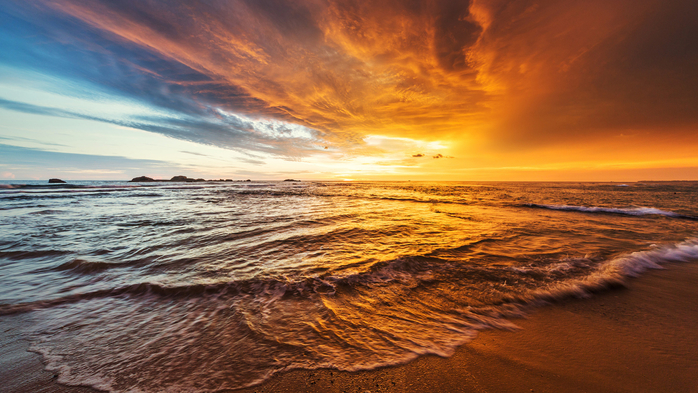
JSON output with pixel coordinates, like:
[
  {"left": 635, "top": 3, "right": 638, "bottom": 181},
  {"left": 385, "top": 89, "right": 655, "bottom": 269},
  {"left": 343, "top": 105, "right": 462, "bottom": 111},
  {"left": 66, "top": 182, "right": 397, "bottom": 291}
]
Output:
[{"left": 1, "top": 0, "right": 697, "bottom": 181}]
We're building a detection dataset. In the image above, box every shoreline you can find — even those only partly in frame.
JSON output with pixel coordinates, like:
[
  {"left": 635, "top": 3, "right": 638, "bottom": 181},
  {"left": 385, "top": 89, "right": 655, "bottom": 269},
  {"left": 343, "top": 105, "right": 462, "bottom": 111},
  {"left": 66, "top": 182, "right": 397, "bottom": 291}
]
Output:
[
  {"left": 235, "top": 260, "right": 698, "bottom": 393},
  {"left": 3, "top": 261, "right": 697, "bottom": 393}
]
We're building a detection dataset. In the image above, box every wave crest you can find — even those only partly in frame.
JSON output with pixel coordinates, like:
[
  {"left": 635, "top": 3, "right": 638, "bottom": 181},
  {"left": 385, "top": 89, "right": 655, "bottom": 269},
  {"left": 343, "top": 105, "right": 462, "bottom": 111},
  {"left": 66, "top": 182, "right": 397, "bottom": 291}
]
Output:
[
  {"left": 504, "top": 237, "right": 698, "bottom": 306},
  {"left": 524, "top": 203, "right": 695, "bottom": 219}
]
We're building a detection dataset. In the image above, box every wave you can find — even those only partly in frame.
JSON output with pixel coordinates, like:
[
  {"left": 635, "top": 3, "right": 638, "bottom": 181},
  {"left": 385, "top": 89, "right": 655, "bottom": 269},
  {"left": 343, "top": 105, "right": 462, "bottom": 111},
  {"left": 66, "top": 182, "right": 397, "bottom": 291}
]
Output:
[
  {"left": 231, "top": 187, "right": 465, "bottom": 206},
  {"left": 6, "top": 238, "right": 698, "bottom": 317},
  {"left": 0, "top": 256, "right": 443, "bottom": 315},
  {"left": 603, "top": 238, "right": 698, "bottom": 277},
  {"left": 28, "top": 209, "right": 64, "bottom": 215},
  {"left": 524, "top": 203, "right": 696, "bottom": 219},
  {"left": 501, "top": 237, "right": 698, "bottom": 306},
  {"left": 0, "top": 249, "right": 73, "bottom": 261},
  {"left": 53, "top": 259, "right": 134, "bottom": 274}
]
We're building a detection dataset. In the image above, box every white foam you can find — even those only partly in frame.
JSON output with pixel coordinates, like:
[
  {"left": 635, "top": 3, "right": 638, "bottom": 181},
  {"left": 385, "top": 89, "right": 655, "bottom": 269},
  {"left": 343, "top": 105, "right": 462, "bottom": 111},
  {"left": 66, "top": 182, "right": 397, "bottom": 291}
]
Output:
[
  {"left": 521, "top": 238, "right": 698, "bottom": 305},
  {"left": 530, "top": 204, "right": 683, "bottom": 218},
  {"left": 602, "top": 238, "right": 698, "bottom": 277}
]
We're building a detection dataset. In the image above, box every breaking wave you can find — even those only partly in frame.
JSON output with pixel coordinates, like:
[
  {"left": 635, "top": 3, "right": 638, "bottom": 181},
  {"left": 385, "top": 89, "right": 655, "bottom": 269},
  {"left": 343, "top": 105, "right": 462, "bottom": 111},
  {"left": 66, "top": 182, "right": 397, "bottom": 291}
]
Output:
[{"left": 524, "top": 203, "right": 696, "bottom": 219}]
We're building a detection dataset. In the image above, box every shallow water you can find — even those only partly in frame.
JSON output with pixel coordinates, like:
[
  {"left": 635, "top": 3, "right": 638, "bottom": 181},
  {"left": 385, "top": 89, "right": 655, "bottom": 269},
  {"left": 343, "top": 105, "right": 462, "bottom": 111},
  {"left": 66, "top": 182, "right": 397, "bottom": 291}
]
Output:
[{"left": 1, "top": 180, "right": 698, "bottom": 391}]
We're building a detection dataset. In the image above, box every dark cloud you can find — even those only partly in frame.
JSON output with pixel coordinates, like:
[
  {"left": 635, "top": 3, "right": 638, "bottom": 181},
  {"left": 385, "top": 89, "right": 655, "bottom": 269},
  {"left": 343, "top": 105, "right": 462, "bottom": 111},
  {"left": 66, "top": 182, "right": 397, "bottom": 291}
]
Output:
[
  {"left": 473, "top": 0, "right": 698, "bottom": 151},
  {"left": 0, "top": 135, "right": 67, "bottom": 147},
  {"left": 237, "top": 157, "right": 266, "bottom": 165},
  {"left": 0, "top": 98, "right": 68, "bottom": 118},
  {"left": 240, "top": 0, "right": 324, "bottom": 43},
  {"left": 432, "top": 0, "right": 481, "bottom": 72},
  {"left": 179, "top": 151, "right": 208, "bottom": 157}
]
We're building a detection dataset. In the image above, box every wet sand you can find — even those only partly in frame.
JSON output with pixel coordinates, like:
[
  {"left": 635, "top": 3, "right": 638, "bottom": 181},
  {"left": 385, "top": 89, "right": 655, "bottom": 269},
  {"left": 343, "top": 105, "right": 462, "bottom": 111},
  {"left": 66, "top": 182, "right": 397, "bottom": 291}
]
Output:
[{"left": 3, "top": 261, "right": 698, "bottom": 393}]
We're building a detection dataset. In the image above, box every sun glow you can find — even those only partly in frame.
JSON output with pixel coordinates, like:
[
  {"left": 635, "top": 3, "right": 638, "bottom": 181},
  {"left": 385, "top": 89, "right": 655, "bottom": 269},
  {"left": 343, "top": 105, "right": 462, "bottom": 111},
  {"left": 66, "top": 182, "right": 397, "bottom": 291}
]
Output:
[{"left": 0, "top": 0, "right": 697, "bottom": 180}]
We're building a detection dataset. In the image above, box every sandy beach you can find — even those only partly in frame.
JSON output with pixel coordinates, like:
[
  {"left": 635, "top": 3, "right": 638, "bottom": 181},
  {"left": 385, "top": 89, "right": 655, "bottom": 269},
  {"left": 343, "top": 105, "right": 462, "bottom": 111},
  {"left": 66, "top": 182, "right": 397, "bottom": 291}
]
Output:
[{"left": 2, "top": 260, "right": 697, "bottom": 393}]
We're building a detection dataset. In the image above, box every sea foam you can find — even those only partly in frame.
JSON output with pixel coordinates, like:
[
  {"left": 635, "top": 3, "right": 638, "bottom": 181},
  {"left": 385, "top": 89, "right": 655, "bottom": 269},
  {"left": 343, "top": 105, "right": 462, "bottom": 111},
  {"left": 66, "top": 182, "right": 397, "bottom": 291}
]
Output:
[{"left": 525, "top": 203, "right": 693, "bottom": 219}]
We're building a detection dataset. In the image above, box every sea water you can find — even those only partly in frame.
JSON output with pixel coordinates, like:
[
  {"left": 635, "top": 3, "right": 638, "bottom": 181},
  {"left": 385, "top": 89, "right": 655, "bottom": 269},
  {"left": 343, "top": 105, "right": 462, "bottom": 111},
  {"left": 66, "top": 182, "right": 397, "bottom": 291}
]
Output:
[{"left": 1, "top": 180, "right": 697, "bottom": 391}]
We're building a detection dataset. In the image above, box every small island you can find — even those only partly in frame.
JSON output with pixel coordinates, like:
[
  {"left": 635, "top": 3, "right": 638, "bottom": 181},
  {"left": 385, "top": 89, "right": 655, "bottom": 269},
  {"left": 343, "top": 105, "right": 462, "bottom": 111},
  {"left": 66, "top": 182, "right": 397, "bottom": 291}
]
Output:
[
  {"left": 130, "top": 175, "right": 206, "bottom": 182},
  {"left": 130, "top": 176, "right": 156, "bottom": 182},
  {"left": 48, "top": 178, "right": 67, "bottom": 183},
  {"left": 129, "top": 176, "right": 252, "bottom": 183},
  {"left": 283, "top": 179, "right": 301, "bottom": 182}
]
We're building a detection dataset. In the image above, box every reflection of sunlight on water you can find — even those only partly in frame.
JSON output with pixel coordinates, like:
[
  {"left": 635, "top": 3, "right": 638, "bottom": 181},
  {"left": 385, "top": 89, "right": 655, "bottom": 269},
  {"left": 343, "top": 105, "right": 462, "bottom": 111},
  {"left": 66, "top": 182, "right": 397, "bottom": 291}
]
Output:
[{"left": 2, "top": 181, "right": 698, "bottom": 391}]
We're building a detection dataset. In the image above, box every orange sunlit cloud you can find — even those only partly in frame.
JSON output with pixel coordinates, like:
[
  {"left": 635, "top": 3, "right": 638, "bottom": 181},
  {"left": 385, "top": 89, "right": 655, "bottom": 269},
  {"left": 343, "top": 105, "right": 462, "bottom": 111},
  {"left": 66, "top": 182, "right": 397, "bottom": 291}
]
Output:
[{"left": 1, "top": 0, "right": 697, "bottom": 180}]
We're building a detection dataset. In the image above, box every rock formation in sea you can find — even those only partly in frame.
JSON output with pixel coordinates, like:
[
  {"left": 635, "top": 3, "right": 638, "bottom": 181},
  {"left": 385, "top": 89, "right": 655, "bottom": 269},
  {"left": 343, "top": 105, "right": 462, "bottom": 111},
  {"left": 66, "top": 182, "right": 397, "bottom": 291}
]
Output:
[
  {"left": 130, "top": 175, "right": 209, "bottom": 182},
  {"left": 48, "top": 178, "right": 66, "bottom": 183},
  {"left": 130, "top": 176, "right": 156, "bottom": 182}
]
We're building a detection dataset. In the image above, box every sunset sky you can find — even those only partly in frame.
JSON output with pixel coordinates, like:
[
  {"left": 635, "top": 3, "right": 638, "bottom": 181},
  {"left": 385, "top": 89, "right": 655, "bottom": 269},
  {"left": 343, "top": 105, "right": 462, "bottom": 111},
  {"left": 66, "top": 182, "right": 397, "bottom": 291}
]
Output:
[{"left": 1, "top": 0, "right": 697, "bottom": 181}]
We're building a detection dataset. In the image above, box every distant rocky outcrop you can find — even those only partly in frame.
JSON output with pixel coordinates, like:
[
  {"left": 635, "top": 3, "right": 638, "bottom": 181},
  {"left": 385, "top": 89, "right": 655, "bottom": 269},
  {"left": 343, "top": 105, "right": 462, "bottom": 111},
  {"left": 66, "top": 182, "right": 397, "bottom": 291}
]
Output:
[
  {"left": 48, "top": 178, "right": 66, "bottom": 183},
  {"left": 130, "top": 176, "right": 156, "bottom": 182},
  {"left": 130, "top": 175, "right": 210, "bottom": 182},
  {"left": 170, "top": 176, "right": 206, "bottom": 182},
  {"left": 283, "top": 179, "right": 301, "bottom": 182}
]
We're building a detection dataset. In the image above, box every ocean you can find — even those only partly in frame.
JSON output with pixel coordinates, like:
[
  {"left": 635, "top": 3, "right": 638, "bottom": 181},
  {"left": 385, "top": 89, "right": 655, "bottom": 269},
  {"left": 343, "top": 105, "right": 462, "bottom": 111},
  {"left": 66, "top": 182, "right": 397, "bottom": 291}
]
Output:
[{"left": 1, "top": 180, "right": 697, "bottom": 392}]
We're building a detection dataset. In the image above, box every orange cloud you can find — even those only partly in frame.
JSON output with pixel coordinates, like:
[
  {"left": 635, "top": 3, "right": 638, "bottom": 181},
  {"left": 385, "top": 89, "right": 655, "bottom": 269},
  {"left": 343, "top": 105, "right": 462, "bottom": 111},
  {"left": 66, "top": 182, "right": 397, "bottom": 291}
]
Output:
[
  {"left": 40, "top": 0, "right": 490, "bottom": 143},
  {"left": 11, "top": 0, "right": 698, "bottom": 179}
]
